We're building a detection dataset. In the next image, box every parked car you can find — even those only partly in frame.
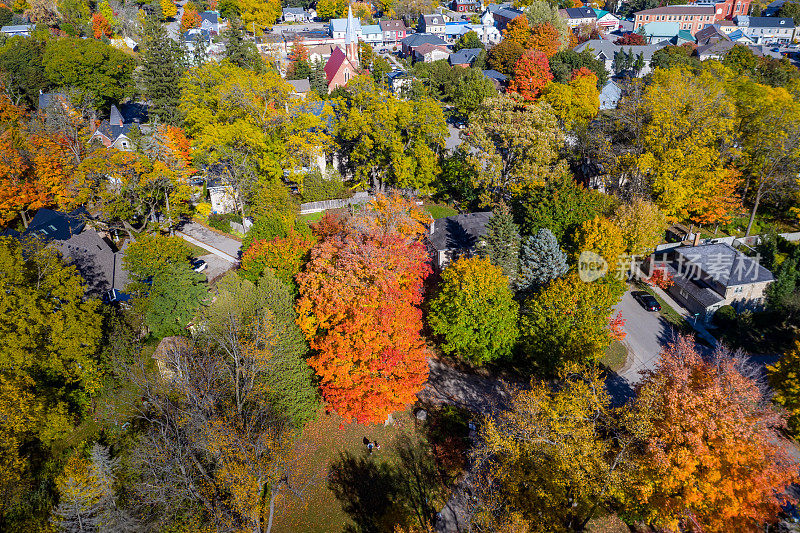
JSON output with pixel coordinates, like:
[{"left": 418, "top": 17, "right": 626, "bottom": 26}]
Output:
[
  {"left": 632, "top": 291, "right": 661, "bottom": 312},
  {"left": 191, "top": 258, "right": 208, "bottom": 272}
]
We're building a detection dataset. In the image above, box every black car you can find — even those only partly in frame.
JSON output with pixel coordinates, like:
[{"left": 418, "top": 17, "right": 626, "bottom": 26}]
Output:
[{"left": 632, "top": 291, "right": 661, "bottom": 312}]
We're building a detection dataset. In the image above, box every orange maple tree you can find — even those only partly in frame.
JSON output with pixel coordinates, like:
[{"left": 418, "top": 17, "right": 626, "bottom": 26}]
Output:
[
  {"left": 240, "top": 232, "right": 316, "bottom": 284},
  {"left": 608, "top": 311, "right": 626, "bottom": 341},
  {"left": 92, "top": 13, "right": 112, "bottom": 39},
  {"left": 529, "top": 23, "right": 561, "bottom": 58},
  {"left": 509, "top": 50, "right": 553, "bottom": 101},
  {"left": 295, "top": 194, "right": 431, "bottom": 425},
  {"left": 628, "top": 336, "right": 799, "bottom": 532},
  {"left": 502, "top": 15, "right": 531, "bottom": 47},
  {"left": 180, "top": 1, "right": 201, "bottom": 32}
]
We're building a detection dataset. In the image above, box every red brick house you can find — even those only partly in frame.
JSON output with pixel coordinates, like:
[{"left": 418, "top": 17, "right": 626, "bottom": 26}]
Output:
[{"left": 634, "top": 5, "right": 716, "bottom": 35}]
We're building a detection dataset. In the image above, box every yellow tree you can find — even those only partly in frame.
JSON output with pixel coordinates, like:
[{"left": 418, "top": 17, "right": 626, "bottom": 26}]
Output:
[
  {"left": 612, "top": 198, "right": 666, "bottom": 257},
  {"left": 239, "top": 0, "right": 281, "bottom": 33},
  {"left": 160, "top": 0, "right": 177, "bottom": 19},
  {"left": 471, "top": 363, "right": 633, "bottom": 531},
  {"left": 541, "top": 70, "right": 599, "bottom": 130},
  {"left": 638, "top": 67, "right": 740, "bottom": 224},
  {"left": 572, "top": 215, "right": 625, "bottom": 274}
]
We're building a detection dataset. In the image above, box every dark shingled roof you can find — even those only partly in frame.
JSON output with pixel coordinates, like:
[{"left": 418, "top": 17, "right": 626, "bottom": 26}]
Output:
[
  {"left": 449, "top": 47, "right": 482, "bottom": 65},
  {"left": 673, "top": 243, "right": 774, "bottom": 287},
  {"left": 666, "top": 263, "right": 725, "bottom": 308},
  {"left": 402, "top": 32, "right": 447, "bottom": 48},
  {"left": 428, "top": 212, "right": 493, "bottom": 251},
  {"left": 24, "top": 207, "right": 87, "bottom": 243},
  {"left": 564, "top": 7, "right": 596, "bottom": 18}
]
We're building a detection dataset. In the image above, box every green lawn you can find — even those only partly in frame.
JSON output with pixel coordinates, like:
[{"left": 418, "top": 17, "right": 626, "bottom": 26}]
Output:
[
  {"left": 600, "top": 341, "right": 628, "bottom": 372},
  {"left": 298, "top": 211, "right": 324, "bottom": 225},
  {"left": 272, "top": 408, "right": 459, "bottom": 533},
  {"left": 424, "top": 204, "right": 458, "bottom": 220}
]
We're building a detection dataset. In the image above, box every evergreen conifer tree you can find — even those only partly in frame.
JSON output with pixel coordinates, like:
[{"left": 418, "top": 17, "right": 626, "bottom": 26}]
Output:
[
  {"left": 224, "top": 20, "right": 262, "bottom": 71},
  {"left": 479, "top": 203, "right": 521, "bottom": 281},
  {"left": 517, "top": 228, "right": 569, "bottom": 291},
  {"left": 138, "top": 16, "right": 185, "bottom": 124}
]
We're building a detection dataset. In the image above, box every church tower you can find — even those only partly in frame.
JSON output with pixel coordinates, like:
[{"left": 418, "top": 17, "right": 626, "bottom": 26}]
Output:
[{"left": 345, "top": 4, "right": 359, "bottom": 68}]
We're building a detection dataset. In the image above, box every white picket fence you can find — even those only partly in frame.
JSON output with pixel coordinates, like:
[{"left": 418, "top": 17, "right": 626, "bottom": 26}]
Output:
[{"left": 299, "top": 192, "right": 371, "bottom": 215}]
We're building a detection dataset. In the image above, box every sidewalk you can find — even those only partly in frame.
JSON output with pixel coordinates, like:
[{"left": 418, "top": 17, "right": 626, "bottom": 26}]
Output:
[{"left": 647, "top": 284, "right": 718, "bottom": 347}]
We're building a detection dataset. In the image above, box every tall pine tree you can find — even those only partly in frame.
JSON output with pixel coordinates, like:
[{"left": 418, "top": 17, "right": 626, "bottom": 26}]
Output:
[
  {"left": 139, "top": 16, "right": 185, "bottom": 125},
  {"left": 224, "top": 20, "right": 262, "bottom": 71},
  {"left": 479, "top": 202, "right": 521, "bottom": 281},
  {"left": 517, "top": 228, "right": 569, "bottom": 291}
]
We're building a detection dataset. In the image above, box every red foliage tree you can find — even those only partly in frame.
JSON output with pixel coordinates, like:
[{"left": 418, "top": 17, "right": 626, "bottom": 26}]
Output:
[
  {"left": 509, "top": 50, "right": 553, "bottom": 101},
  {"left": 646, "top": 268, "right": 674, "bottom": 289},
  {"left": 608, "top": 311, "right": 626, "bottom": 341},
  {"left": 240, "top": 232, "right": 315, "bottom": 284},
  {"left": 571, "top": 66, "right": 595, "bottom": 81},
  {"left": 295, "top": 194, "right": 431, "bottom": 425},
  {"left": 615, "top": 33, "right": 647, "bottom": 45},
  {"left": 92, "top": 13, "right": 112, "bottom": 39},
  {"left": 628, "top": 336, "right": 799, "bottom": 531},
  {"left": 180, "top": 1, "right": 201, "bottom": 32}
]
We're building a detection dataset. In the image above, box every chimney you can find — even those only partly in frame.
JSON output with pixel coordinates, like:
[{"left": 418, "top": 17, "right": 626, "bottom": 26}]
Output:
[
  {"left": 430, "top": 219, "right": 435, "bottom": 234},
  {"left": 692, "top": 232, "right": 701, "bottom": 247}
]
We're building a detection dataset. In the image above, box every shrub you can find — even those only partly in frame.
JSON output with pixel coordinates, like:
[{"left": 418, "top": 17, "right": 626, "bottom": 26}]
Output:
[
  {"left": 714, "top": 305, "right": 737, "bottom": 327},
  {"left": 301, "top": 169, "right": 350, "bottom": 203},
  {"left": 207, "top": 213, "right": 231, "bottom": 233},
  {"left": 195, "top": 202, "right": 212, "bottom": 219},
  {"left": 59, "top": 23, "right": 76, "bottom": 36}
]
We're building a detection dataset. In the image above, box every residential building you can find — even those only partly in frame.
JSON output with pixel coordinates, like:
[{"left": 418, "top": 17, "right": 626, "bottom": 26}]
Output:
[
  {"left": 559, "top": 6, "right": 597, "bottom": 27},
  {"left": 380, "top": 19, "right": 407, "bottom": 47},
  {"left": 445, "top": 21, "right": 469, "bottom": 42},
  {"left": 413, "top": 42, "right": 451, "bottom": 62},
  {"left": 89, "top": 104, "right": 142, "bottom": 150},
  {"left": 325, "top": 7, "right": 360, "bottom": 92},
  {"left": 401, "top": 32, "right": 448, "bottom": 56},
  {"left": 419, "top": 14, "right": 447, "bottom": 34},
  {"left": 574, "top": 39, "right": 667, "bottom": 77},
  {"left": 593, "top": 9, "right": 621, "bottom": 31},
  {"left": 764, "top": 0, "right": 785, "bottom": 16},
  {"left": 207, "top": 177, "right": 239, "bottom": 214},
  {"left": 484, "top": 3, "right": 523, "bottom": 30},
  {"left": 633, "top": 5, "right": 716, "bottom": 36},
  {"left": 307, "top": 43, "right": 336, "bottom": 62},
  {"left": 183, "top": 28, "right": 212, "bottom": 52},
  {"left": 427, "top": 212, "right": 492, "bottom": 269},
  {"left": 452, "top": 0, "right": 481, "bottom": 13},
  {"left": 38, "top": 92, "right": 67, "bottom": 112},
  {"left": 330, "top": 15, "right": 362, "bottom": 39},
  {"left": 200, "top": 11, "right": 220, "bottom": 33},
  {"left": 288, "top": 79, "right": 311, "bottom": 99},
  {"left": 482, "top": 69, "right": 507, "bottom": 90},
  {"left": 647, "top": 243, "right": 774, "bottom": 322},
  {"left": 735, "top": 15, "right": 795, "bottom": 43},
  {"left": 282, "top": 7, "right": 313, "bottom": 22},
  {"left": 14, "top": 208, "right": 129, "bottom": 297},
  {"left": 449, "top": 47, "right": 482, "bottom": 66},
  {"left": 361, "top": 24, "right": 383, "bottom": 44},
  {"left": 639, "top": 21, "right": 697, "bottom": 43},
  {"left": 599, "top": 80, "right": 622, "bottom": 109},
  {"left": 696, "top": 39, "right": 778, "bottom": 59},
  {"left": 387, "top": 70, "right": 412, "bottom": 94},
  {"left": 0, "top": 24, "right": 34, "bottom": 36}
]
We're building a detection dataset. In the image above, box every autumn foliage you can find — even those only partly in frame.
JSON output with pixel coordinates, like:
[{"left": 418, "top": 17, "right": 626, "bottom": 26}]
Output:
[
  {"left": 646, "top": 268, "right": 674, "bottom": 289},
  {"left": 180, "top": 1, "right": 201, "bottom": 32},
  {"left": 295, "top": 194, "right": 431, "bottom": 424},
  {"left": 240, "top": 232, "right": 315, "bottom": 284},
  {"left": 628, "top": 337, "right": 798, "bottom": 531},
  {"left": 529, "top": 23, "right": 561, "bottom": 58},
  {"left": 92, "top": 13, "right": 112, "bottom": 39},
  {"left": 615, "top": 32, "right": 647, "bottom": 46},
  {"left": 510, "top": 50, "right": 553, "bottom": 101}
]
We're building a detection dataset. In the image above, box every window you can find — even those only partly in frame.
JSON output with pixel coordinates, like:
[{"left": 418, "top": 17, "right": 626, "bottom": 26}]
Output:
[{"left": 48, "top": 225, "right": 57, "bottom": 231}]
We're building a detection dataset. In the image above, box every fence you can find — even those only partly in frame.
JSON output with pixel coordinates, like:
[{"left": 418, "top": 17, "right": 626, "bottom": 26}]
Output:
[{"left": 299, "top": 192, "right": 371, "bottom": 215}]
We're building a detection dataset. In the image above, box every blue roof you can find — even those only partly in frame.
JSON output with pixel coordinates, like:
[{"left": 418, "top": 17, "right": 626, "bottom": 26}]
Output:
[
  {"left": 450, "top": 47, "right": 482, "bottom": 65},
  {"left": 362, "top": 24, "right": 382, "bottom": 34},
  {"left": 482, "top": 69, "right": 507, "bottom": 81},
  {"left": 331, "top": 17, "right": 362, "bottom": 33}
]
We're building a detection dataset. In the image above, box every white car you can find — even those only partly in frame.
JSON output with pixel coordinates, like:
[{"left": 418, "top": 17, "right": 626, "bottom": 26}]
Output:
[{"left": 191, "top": 259, "right": 208, "bottom": 272}]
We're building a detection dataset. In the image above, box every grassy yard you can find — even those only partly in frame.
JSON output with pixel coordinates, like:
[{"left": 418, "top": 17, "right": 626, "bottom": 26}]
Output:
[
  {"left": 424, "top": 204, "right": 458, "bottom": 220},
  {"left": 298, "top": 211, "right": 325, "bottom": 225},
  {"left": 272, "top": 407, "right": 464, "bottom": 533},
  {"left": 600, "top": 341, "right": 628, "bottom": 372}
]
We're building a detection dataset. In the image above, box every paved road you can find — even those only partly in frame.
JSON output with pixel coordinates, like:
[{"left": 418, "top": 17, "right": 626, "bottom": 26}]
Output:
[
  {"left": 177, "top": 221, "right": 242, "bottom": 262},
  {"left": 615, "top": 289, "right": 679, "bottom": 384},
  {"left": 197, "top": 253, "right": 234, "bottom": 282}
]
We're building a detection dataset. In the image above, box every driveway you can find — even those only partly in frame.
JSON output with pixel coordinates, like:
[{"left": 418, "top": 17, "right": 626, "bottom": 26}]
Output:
[
  {"left": 615, "top": 289, "right": 680, "bottom": 384},
  {"left": 177, "top": 221, "right": 242, "bottom": 262},
  {"left": 197, "top": 253, "right": 234, "bottom": 282}
]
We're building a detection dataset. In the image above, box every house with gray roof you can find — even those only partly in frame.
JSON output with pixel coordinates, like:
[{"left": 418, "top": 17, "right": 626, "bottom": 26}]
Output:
[
  {"left": 482, "top": 69, "right": 507, "bottom": 90},
  {"left": 419, "top": 14, "right": 447, "bottom": 34},
  {"left": 200, "top": 11, "right": 220, "bottom": 33},
  {"left": 559, "top": 6, "right": 596, "bottom": 27},
  {"left": 449, "top": 47, "right": 482, "bottom": 66},
  {"left": 0, "top": 24, "right": 34, "bottom": 37},
  {"left": 282, "top": 7, "right": 312, "bottom": 22},
  {"left": 401, "top": 32, "right": 447, "bottom": 56},
  {"left": 17, "top": 208, "right": 129, "bottom": 297},
  {"left": 484, "top": 3, "right": 523, "bottom": 29},
  {"left": 648, "top": 242, "right": 774, "bottom": 322},
  {"left": 427, "top": 212, "right": 492, "bottom": 269},
  {"left": 574, "top": 39, "right": 667, "bottom": 77}
]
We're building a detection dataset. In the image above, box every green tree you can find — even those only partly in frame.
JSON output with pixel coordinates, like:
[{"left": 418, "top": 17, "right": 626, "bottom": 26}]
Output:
[
  {"left": 453, "top": 30, "right": 483, "bottom": 52},
  {"left": 428, "top": 256, "right": 519, "bottom": 365},
  {"left": 224, "top": 20, "right": 262, "bottom": 70},
  {"left": 478, "top": 202, "right": 520, "bottom": 280},
  {"left": 138, "top": 16, "right": 186, "bottom": 124},
  {"left": 200, "top": 271, "right": 319, "bottom": 426},
  {"left": 549, "top": 49, "right": 608, "bottom": 87},
  {"left": 464, "top": 94, "right": 566, "bottom": 205},
  {"left": 450, "top": 67, "right": 495, "bottom": 119},
  {"left": 520, "top": 273, "right": 623, "bottom": 372},
  {"left": 778, "top": 0, "right": 800, "bottom": 24},
  {"left": 0, "top": 36, "right": 49, "bottom": 108},
  {"left": 769, "top": 340, "right": 800, "bottom": 437},
  {"left": 42, "top": 37, "right": 135, "bottom": 112},
  {"left": 517, "top": 228, "right": 569, "bottom": 291},
  {"left": 334, "top": 76, "right": 447, "bottom": 192},
  {"left": 650, "top": 45, "right": 700, "bottom": 71},
  {"left": 0, "top": 238, "right": 103, "bottom": 518},
  {"left": 143, "top": 262, "right": 207, "bottom": 338}
]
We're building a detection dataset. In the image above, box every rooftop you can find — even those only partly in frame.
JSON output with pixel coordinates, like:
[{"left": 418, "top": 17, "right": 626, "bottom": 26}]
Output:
[
  {"left": 428, "top": 212, "right": 493, "bottom": 251},
  {"left": 450, "top": 47, "right": 482, "bottom": 65},
  {"left": 635, "top": 5, "right": 714, "bottom": 15},
  {"left": 563, "top": 7, "right": 596, "bottom": 18},
  {"left": 673, "top": 243, "right": 774, "bottom": 287}
]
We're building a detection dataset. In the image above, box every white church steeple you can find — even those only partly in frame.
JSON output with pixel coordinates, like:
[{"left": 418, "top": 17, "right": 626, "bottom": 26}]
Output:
[{"left": 345, "top": 4, "right": 359, "bottom": 68}]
